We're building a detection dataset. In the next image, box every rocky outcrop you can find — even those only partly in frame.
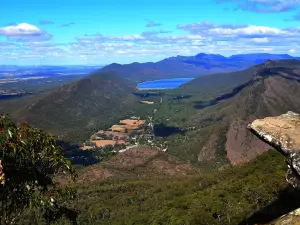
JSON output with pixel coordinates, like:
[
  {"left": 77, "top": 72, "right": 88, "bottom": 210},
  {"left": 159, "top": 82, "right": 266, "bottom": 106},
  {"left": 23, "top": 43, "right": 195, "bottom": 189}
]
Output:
[
  {"left": 248, "top": 111, "right": 300, "bottom": 188},
  {"left": 266, "top": 208, "right": 300, "bottom": 225},
  {"left": 248, "top": 111, "right": 300, "bottom": 224}
]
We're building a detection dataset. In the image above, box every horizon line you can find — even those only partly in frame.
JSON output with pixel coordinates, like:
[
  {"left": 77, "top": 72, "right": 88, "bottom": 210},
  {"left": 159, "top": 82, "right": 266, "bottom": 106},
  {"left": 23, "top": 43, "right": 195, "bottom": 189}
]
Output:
[{"left": 0, "top": 52, "right": 298, "bottom": 67}]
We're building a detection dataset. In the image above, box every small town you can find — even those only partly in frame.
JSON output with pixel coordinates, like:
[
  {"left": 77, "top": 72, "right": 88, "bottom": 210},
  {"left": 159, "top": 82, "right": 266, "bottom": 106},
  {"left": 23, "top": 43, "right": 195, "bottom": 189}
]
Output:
[{"left": 81, "top": 116, "right": 156, "bottom": 151}]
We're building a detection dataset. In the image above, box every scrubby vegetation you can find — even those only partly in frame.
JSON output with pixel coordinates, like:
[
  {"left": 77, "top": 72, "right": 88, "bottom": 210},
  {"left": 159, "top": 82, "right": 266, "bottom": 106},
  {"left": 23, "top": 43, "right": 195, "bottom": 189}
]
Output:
[
  {"left": 72, "top": 150, "right": 295, "bottom": 225},
  {"left": 0, "top": 115, "right": 76, "bottom": 224},
  {"left": 2, "top": 60, "right": 300, "bottom": 224},
  {"left": 16, "top": 150, "right": 298, "bottom": 225}
]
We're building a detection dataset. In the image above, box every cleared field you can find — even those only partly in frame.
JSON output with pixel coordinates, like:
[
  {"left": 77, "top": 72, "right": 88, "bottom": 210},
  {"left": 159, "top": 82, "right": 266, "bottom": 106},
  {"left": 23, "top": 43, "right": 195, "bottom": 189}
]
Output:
[
  {"left": 91, "top": 140, "right": 126, "bottom": 148},
  {"left": 92, "top": 140, "right": 116, "bottom": 147},
  {"left": 119, "top": 119, "right": 146, "bottom": 127},
  {"left": 104, "top": 131, "right": 128, "bottom": 138},
  {"left": 110, "top": 125, "right": 126, "bottom": 132},
  {"left": 117, "top": 140, "right": 126, "bottom": 145},
  {"left": 111, "top": 124, "right": 142, "bottom": 132},
  {"left": 111, "top": 122, "right": 145, "bottom": 132}
]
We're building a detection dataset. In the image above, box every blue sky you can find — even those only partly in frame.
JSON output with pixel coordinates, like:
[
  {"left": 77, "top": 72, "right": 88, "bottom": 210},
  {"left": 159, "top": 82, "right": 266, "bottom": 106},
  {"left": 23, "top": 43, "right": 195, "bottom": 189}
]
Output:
[{"left": 1, "top": 0, "right": 300, "bottom": 65}]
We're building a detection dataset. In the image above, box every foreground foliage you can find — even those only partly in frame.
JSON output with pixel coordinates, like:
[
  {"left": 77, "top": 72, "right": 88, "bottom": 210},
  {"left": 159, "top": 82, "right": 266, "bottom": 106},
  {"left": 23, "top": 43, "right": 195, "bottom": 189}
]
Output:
[{"left": 0, "top": 115, "right": 75, "bottom": 224}]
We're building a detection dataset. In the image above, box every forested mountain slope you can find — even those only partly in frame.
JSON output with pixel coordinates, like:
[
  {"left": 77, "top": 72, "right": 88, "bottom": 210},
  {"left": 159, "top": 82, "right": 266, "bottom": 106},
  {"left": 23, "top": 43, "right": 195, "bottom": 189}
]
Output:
[
  {"left": 162, "top": 60, "right": 300, "bottom": 166},
  {"left": 15, "top": 71, "right": 140, "bottom": 142}
]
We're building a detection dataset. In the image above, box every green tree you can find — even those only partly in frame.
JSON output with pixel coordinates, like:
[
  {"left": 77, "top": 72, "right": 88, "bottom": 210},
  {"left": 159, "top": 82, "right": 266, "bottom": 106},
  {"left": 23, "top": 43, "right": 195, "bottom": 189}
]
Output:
[{"left": 0, "top": 115, "right": 76, "bottom": 224}]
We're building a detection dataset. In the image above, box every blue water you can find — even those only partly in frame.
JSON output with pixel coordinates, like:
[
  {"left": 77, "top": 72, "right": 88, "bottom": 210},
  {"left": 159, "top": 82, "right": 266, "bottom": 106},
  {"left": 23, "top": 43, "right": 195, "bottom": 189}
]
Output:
[{"left": 137, "top": 78, "right": 194, "bottom": 90}]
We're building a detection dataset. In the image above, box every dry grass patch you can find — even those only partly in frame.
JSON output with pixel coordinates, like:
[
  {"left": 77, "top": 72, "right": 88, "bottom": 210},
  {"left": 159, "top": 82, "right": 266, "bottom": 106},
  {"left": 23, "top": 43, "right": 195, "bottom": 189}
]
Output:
[
  {"left": 120, "top": 119, "right": 145, "bottom": 127},
  {"left": 92, "top": 140, "right": 116, "bottom": 147},
  {"left": 104, "top": 131, "right": 127, "bottom": 138}
]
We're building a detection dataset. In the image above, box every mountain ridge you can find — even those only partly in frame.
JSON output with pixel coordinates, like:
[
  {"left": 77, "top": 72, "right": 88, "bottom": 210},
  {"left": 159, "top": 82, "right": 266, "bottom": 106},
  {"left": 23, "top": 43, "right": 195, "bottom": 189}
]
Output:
[
  {"left": 15, "top": 70, "right": 140, "bottom": 142},
  {"left": 5, "top": 56, "right": 300, "bottom": 163},
  {"left": 99, "top": 53, "right": 300, "bottom": 82},
  {"left": 165, "top": 59, "right": 300, "bottom": 166}
]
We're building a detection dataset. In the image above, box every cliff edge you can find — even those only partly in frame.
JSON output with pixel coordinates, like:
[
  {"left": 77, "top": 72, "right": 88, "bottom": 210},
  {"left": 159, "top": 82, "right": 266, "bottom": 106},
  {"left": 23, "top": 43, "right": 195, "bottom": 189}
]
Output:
[
  {"left": 248, "top": 111, "right": 300, "bottom": 224},
  {"left": 248, "top": 111, "right": 300, "bottom": 188}
]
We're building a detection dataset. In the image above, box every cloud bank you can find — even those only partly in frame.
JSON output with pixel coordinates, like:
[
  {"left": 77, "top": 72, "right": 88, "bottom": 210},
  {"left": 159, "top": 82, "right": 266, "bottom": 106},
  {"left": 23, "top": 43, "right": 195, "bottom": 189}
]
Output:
[
  {"left": 0, "top": 21, "right": 299, "bottom": 64},
  {"left": 217, "top": 0, "right": 300, "bottom": 13}
]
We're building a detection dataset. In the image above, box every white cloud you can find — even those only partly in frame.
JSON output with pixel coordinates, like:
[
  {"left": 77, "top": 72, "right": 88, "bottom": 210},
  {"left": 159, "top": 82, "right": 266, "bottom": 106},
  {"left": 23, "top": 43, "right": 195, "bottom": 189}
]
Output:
[
  {"left": 263, "top": 47, "right": 273, "bottom": 51},
  {"left": 0, "top": 23, "right": 42, "bottom": 36},
  {"left": 118, "top": 34, "right": 145, "bottom": 41},
  {"left": 0, "top": 23, "right": 52, "bottom": 42},
  {"left": 2, "top": 20, "right": 300, "bottom": 64},
  {"left": 210, "top": 25, "right": 286, "bottom": 37},
  {"left": 252, "top": 37, "right": 269, "bottom": 43},
  {"left": 218, "top": 0, "right": 300, "bottom": 13},
  {"left": 178, "top": 22, "right": 291, "bottom": 38}
]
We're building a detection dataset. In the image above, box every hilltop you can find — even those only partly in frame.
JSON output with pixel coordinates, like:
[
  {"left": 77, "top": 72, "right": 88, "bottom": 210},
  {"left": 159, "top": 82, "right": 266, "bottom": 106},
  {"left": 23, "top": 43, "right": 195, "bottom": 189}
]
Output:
[
  {"left": 14, "top": 71, "right": 141, "bottom": 142},
  {"left": 77, "top": 146, "right": 196, "bottom": 184}
]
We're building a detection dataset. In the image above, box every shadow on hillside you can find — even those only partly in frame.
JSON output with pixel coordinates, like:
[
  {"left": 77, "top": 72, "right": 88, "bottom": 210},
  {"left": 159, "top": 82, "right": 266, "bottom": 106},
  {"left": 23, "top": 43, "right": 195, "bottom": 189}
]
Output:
[
  {"left": 154, "top": 123, "right": 185, "bottom": 137},
  {"left": 0, "top": 93, "right": 33, "bottom": 101},
  {"left": 132, "top": 92, "right": 165, "bottom": 99},
  {"left": 193, "top": 99, "right": 219, "bottom": 110},
  {"left": 169, "top": 95, "right": 193, "bottom": 100},
  {"left": 193, "top": 80, "right": 253, "bottom": 110},
  {"left": 57, "top": 140, "right": 100, "bottom": 166},
  {"left": 192, "top": 67, "right": 300, "bottom": 110},
  {"left": 239, "top": 187, "right": 300, "bottom": 225},
  {"left": 279, "top": 74, "right": 300, "bottom": 83}
]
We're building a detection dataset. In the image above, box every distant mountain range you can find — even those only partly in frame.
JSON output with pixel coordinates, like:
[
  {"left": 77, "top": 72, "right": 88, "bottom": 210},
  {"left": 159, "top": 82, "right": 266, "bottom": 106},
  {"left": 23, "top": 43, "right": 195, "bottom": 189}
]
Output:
[
  {"left": 5, "top": 53, "right": 300, "bottom": 160},
  {"left": 100, "top": 53, "right": 300, "bottom": 82},
  {"left": 1, "top": 53, "right": 298, "bottom": 81},
  {"left": 0, "top": 65, "right": 103, "bottom": 73}
]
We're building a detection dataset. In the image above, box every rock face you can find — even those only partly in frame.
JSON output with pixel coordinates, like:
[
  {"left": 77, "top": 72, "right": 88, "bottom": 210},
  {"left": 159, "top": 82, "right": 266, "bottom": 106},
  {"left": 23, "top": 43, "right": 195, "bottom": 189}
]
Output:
[
  {"left": 226, "top": 117, "right": 271, "bottom": 165},
  {"left": 268, "top": 208, "right": 300, "bottom": 225},
  {"left": 248, "top": 111, "right": 300, "bottom": 188}
]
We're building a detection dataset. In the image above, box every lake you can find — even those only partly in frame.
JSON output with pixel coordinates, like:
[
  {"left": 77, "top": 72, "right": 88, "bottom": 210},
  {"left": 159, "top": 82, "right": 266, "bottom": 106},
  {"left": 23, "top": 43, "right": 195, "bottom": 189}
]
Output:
[{"left": 137, "top": 78, "right": 194, "bottom": 90}]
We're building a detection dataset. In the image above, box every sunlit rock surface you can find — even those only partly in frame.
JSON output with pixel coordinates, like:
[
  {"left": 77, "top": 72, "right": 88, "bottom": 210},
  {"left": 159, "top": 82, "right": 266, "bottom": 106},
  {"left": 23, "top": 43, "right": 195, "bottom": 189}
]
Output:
[
  {"left": 248, "top": 112, "right": 300, "bottom": 224},
  {"left": 267, "top": 208, "right": 300, "bottom": 225},
  {"left": 248, "top": 111, "right": 300, "bottom": 189}
]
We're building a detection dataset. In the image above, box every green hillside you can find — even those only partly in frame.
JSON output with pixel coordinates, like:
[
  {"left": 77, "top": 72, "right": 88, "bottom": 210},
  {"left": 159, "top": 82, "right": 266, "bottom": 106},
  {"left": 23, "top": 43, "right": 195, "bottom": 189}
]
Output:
[
  {"left": 4, "top": 60, "right": 300, "bottom": 167},
  {"left": 13, "top": 71, "right": 142, "bottom": 143},
  {"left": 149, "top": 60, "right": 300, "bottom": 167},
  {"left": 19, "top": 149, "right": 300, "bottom": 225},
  {"left": 3, "top": 60, "right": 300, "bottom": 225}
]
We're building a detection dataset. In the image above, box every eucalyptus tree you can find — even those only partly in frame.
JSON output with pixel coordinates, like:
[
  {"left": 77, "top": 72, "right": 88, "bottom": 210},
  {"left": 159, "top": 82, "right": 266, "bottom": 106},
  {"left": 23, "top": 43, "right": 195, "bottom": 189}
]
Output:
[{"left": 0, "top": 115, "right": 76, "bottom": 224}]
